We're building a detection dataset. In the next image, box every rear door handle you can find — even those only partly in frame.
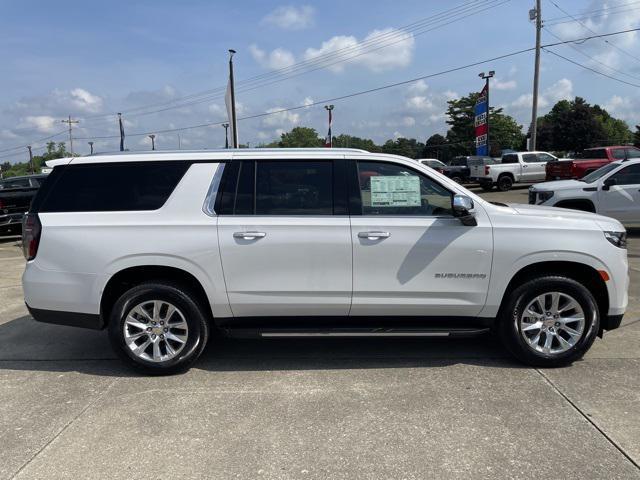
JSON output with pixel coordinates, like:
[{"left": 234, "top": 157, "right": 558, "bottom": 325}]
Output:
[
  {"left": 358, "top": 231, "right": 391, "bottom": 239},
  {"left": 233, "top": 231, "right": 266, "bottom": 239}
]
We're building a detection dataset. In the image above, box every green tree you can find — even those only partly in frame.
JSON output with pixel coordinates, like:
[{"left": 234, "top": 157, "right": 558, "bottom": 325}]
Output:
[
  {"left": 444, "top": 92, "right": 524, "bottom": 156},
  {"left": 332, "top": 134, "right": 380, "bottom": 152},
  {"left": 277, "top": 127, "right": 324, "bottom": 148},
  {"left": 634, "top": 125, "right": 640, "bottom": 148},
  {"left": 422, "top": 133, "right": 451, "bottom": 161},
  {"left": 380, "top": 137, "right": 425, "bottom": 159},
  {"left": 0, "top": 141, "right": 69, "bottom": 178}
]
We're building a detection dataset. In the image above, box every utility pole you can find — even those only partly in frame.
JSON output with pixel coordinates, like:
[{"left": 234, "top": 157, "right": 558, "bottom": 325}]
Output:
[
  {"left": 61, "top": 115, "right": 79, "bottom": 156},
  {"left": 530, "top": 0, "right": 542, "bottom": 151},
  {"left": 27, "top": 145, "right": 34, "bottom": 174},
  {"left": 177, "top": 134, "right": 181, "bottom": 150},
  {"left": 149, "top": 134, "right": 156, "bottom": 151},
  {"left": 228, "top": 49, "right": 239, "bottom": 148},
  {"left": 222, "top": 123, "right": 229, "bottom": 149},
  {"left": 88, "top": 141, "right": 94, "bottom": 155}
]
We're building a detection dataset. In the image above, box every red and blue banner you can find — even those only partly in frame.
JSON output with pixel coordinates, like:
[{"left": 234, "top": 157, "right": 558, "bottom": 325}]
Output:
[{"left": 474, "top": 83, "right": 488, "bottom": 156}]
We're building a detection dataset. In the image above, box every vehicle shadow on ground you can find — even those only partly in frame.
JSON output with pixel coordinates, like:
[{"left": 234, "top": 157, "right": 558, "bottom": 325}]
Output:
[{"left": 0, "top": 315, "right": 526, "bottom": 377}]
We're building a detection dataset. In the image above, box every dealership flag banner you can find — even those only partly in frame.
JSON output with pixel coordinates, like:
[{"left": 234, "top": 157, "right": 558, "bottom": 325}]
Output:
[{"left": 474, "top": 83, "right": 488, "bottom": 156}]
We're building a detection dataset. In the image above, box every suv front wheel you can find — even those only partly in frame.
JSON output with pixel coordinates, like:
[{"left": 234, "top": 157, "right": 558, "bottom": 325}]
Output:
[
  {"left": 108, "top": 282, "right": 210, "bottom": 374},
  {"left": 498, "top": 276, "right": 599, "bottom": 367}
]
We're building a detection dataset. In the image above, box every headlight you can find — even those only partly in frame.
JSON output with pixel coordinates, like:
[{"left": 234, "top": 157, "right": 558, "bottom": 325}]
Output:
[
  {"left": 537, "top": 191, "right": 554, "bottom": 203},
  {"left": 604, "top": 231, "right": 627, "bottom": 249}
]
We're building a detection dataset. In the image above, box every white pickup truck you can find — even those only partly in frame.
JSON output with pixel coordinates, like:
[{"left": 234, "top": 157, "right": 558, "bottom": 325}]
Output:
[{"left": 470, "top": 151, "right": 557, "bottom": 191}]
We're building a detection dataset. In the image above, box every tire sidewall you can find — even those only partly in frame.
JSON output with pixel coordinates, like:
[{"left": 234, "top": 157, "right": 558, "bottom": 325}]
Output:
[
  {"left": 108, "top": 283, "right": 208, "bottom": 373},
  {"left": 501, "top": 277, "right": 599, "bottom": 366}
]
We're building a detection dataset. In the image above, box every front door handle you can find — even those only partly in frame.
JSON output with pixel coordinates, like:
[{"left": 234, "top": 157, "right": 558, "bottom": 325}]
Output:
[
  {"left": 233, "top": 231, "right": 267, "bottom": 239},
  {"left": 358, "top": 231, "right": 391, "bottom": 239}
]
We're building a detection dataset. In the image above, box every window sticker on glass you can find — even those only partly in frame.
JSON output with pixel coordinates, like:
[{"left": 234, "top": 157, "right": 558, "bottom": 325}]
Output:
[{"left": 370, "top": 175, "right": 421, "bottom": 207}]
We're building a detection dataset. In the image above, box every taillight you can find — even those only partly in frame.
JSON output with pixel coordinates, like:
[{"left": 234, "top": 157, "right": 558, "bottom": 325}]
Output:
[
  {"left": 22, "top": 213, "right": 41, "bottom": 260},
  {"left": 484, "top": 165, "right": 490, "bottom": 175}
]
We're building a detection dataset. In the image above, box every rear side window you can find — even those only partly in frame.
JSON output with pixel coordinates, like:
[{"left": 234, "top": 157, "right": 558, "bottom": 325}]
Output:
[
  {"left": 626, "top": 148, "right": 640, "bottom": 159},
  {"left": 581, "top": 149, "right": 607, "bottom": 160},
  {"left": 37, "top": 162, "right": 189, "bottom": 212},
  {"left": 256, "top": 161, "right": 333, "bottom": 215}
]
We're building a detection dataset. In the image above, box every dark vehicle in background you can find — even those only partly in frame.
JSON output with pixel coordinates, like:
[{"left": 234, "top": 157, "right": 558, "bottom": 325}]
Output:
[
  {"left": 546, "top": 146, "right": 640, "bottom": 180},
  {"left": 0, "top": 174, "right": 47, "bottom": 236},
  {"left": 440, "top": 156, "right": 494, "bottom": 183}
]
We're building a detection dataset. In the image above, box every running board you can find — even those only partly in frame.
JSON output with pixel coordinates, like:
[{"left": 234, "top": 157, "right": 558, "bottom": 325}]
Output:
[{"left": 225, "top": 328, "right": 490, "bottom": 339}]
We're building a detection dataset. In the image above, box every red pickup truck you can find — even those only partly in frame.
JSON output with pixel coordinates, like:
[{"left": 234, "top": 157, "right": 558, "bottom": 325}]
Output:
[{"left": 545, "top": 146, "right": 640, "bottom": 180}]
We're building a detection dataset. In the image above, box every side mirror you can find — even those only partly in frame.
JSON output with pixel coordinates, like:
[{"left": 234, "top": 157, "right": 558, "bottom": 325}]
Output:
[
  {"left": 452, "top": 194, "right": 477, "bottom": 226},
  {"left": 602, "top": 178, "right": 616, "bottom": 191}
]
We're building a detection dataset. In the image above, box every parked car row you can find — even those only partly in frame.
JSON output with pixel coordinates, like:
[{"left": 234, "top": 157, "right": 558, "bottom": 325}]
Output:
[{"left": 0, "top": 174, "right": 47, "bottom": 236}]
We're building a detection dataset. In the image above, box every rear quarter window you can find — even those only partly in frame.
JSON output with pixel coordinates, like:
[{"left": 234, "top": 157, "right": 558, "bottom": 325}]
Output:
[{"left": 36, "top": 161, "right": 190, "bottom": 212}]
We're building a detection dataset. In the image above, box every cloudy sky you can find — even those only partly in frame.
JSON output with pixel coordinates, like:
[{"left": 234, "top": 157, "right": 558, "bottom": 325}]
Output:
[{"left": 1, "top": 0, "right": 639, "bottom": 160}]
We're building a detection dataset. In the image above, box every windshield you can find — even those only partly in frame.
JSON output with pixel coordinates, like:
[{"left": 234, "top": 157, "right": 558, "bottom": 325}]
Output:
[{"left": 581, "top": 163, "right": 620, "bottom": 183}]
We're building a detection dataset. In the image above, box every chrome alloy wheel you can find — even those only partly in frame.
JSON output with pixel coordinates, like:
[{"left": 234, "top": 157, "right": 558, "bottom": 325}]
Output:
[
  {"left": 519, "top": 291, "right": 585, "bottom": 355},
  {"left": 123, "top": 300, "right": 189, "bottom": 363}
]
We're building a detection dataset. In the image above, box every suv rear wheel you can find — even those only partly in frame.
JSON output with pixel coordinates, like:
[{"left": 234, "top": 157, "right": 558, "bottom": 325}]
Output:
[
  {"left": 498, "top": 276, "right": 599, "bottom": 367},
  {"left": 108, "top": 281, "right": 209, "bottom": 374}
]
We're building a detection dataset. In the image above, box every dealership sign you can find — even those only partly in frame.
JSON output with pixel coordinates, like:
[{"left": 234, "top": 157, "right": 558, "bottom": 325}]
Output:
[{"left": 474, "top": 84, "right": 488, "bottom": 156}]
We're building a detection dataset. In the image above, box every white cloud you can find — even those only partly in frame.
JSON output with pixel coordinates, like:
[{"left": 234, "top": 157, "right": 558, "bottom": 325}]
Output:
[
  {"left": 262, "top": 107, "right": 300, "bottom": 127},
  {"left": 262, "top": 5, "right": 315, "bottom": 30},
  {"left": 603, "top": 94, "right": 640, "bottom": 122},
  {"left": 302, "top": 97, "right": 314, "bottom": 108},
  {"left": 303, "top": 28, "right": 415, "bottom": 73},
  {"left": 402, "top": 116, "right": 416, "bottom": 127},
  {"left": 405, "top": 95, "right": 434, "bottom": 112},
  {"left": 69, "top": 88, "right": 103, "bottom": 113},
  {"left": 511, "top": 78, "right": 573, "bottom": 109},
  {"left": 492, "top": 78, "right": 517, "bottom": 90},
  {"left": 393, "top": 131, "right": 405, "bottom": 139},
  {"left": 20, "top": 115, "right": 58, "bottom": 133},
  {"left": 249, "top": 44, "right": 295, "bottom": 70},
  {"left": 408, "top": 80, "right": 428, "bottom": 93}
]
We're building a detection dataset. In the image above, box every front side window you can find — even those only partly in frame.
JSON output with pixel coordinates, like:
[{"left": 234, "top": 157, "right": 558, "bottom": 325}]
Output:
[
  {"left": 612, "top": 149, "right": 626, "bottom": 160},
  {"left": 626, "top": 148, "right": 640, "bottom": 159},
  {"left": 255, "top": 161, "right": 333, "bottom": 215},
  {"left": 610, "top": 164, "right": 640, "bottom": 186},
  {"left": 357, "top": 161, "right": 452, "bottom": 216},
  {"left": 537, "top": 153, "right": 555, "bottom": 162},
  {"left": 522, "top": 153, "right": 538, "bottom": 163}
]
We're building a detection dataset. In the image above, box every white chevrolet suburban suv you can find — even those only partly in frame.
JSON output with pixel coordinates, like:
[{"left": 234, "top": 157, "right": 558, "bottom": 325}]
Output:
[
  {"left": 470, "top": 151, "right": 557, "bottom": 191},
  {"left": 22, "top": 149, "right": 628, "bottom": 374}
]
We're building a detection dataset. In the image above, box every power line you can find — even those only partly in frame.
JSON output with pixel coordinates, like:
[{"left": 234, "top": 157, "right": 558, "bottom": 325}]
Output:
[
  {"left": 545, "top": 3, "right": 640, "bottom": 26},
  {"left": 545, "top": 0, "right": 640, "bottom": 64},
  {"left": 542, "top": 47, "right": 640, "bottom": 87},
  {"left": 0, "top": 129, "right": 68, "bottom": 155},
  {"left": 72, "top": 28, "right": 640, "bottom": 143},
  {"left": 79, "top": 0, "right": 508, "bottom": 123}
]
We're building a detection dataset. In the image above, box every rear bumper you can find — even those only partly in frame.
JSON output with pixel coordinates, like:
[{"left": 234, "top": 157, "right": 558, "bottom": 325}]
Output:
[{"left": 26, "top": 304, "right": 104, "bottom": 330}]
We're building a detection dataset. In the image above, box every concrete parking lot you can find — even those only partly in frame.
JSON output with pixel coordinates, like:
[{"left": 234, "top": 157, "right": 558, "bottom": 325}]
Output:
[{"left": 1, "top": 186, "right": 639, "bottom": 479}]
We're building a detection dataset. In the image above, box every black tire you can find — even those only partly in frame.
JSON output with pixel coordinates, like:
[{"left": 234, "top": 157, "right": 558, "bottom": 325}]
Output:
[
  {"left": 108, "top": 281, "right": 209, "bottom": 375},
  {"left": 480, "top": 183, "right": 494, "bottom": 192},
  {"left": 497, "top": 175, "right": 513, "bottom": 191},
  {"left": 498, "top": 276, "right": 599, "bottom": 367}
]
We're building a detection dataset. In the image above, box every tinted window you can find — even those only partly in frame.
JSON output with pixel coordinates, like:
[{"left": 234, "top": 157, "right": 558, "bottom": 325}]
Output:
[
  {"left": 0, "top": 178, "right": 30, "bottom": 189},
  {"left": 234, "top": 161, "right": 255, "bottom": 215},
  {"left": 581, "top": 149, "right": 608, "bottom": 160},
  {"left": 502, "top": 154, "right": 518, "bottom": 164},
  {"left": 610, "top": 164, "right": 640, "bottom": 186},
  {"left": 626, "top": 148, "right": 640, "bottom": 159},
  {"left": 38, "top": 162, "right": 189, "bottom": 212},
  {"left": 255, "top": 161, "right": 333, "bottom": 215},
  {"left": 537, "top": 153, "right": 555, "bottom": 162},
  {"left": 450, "top": 157, "right": 467, "bottom": 166},
  {"left": 522, "top": 154, "right": 538, "bottom": 163},
  {"left": 357, "top": 161, "right": 452, "bottom": 216},
  {"left": 612, "top": 149, "right": 626, "bottom": 160}
]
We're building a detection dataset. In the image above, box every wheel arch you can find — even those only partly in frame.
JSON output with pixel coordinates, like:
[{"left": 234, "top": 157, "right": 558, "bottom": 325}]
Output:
[
  {"left": 496, "top": 260, "right": 608, "bottom": 325},
  {"left": 497, "top": 171, "right": 515, "bottom": 180},
  {"left": 100, "top": 265, "right": 214, "bottom": 327}
]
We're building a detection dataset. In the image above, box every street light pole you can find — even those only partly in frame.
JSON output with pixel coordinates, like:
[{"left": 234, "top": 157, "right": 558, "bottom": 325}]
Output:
[
  {"left": 149, "top": 134, "right": 156, "bottom": 151},
  {"left": 324, "top": 105, "right": 334, "bottom": 148},
  {"left": 88, "top": 141, "right": 94, "bottom": 155},
  {"left": 222, "top": 123, "right": 229, "bottom": 149}
]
